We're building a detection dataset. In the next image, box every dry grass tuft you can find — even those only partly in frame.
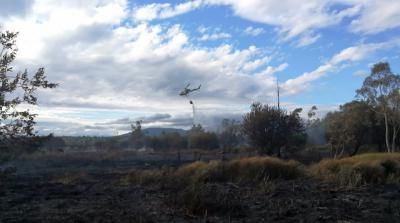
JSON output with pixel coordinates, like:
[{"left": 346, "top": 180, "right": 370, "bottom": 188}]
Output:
[
  {"left": 121, "top": 166, "right": 175, "bottom": 186},
  {"left": 121, "top": 153, "right": 400, "bottom": 215},
  {"left": 51, "top": 172, "right": 91, "bottom": 185},
  {"left": 173, "top": 156, "right": 303, "bottom": 185},
  {"left": 123, "top": 156, "right": 304, "bottom": 188},
  {"left": 310, "top": 153, "right": 400, "bottom": 187}
]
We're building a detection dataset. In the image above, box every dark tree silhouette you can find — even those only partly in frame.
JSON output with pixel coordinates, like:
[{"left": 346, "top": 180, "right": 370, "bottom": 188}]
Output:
[
  {"left": 242, "top": 102, "right": 306, "bottom": 156},
  {"left": 131, "top": 120, "right": 144, "bottom": 149},
  {"left": 325, "top": 101, "right": 379, "bottom": 157}
]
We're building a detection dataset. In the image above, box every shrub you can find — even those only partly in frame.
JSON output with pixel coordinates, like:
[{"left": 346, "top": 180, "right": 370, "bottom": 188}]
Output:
[
  {"left": 123, "top": 156, "right": 304, "bottom": 188},
  {"left": 310, "top": 153, "right": 400, "bottom": 187}
]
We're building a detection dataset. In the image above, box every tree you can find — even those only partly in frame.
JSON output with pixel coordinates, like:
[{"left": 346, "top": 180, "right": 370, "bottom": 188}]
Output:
[
  {"left": 188, "top": 124, "right": 219, "bottom": 150},
  {"left": 218, "top": 119, "right": 242, "bottom": 150},
  {"left": 286, "top": 107, "right": 307, "bottom": 152},
  {"left": 131, "top": 120, "right": 144, "bottom": 149},
  {"left": 0, "top": 30, "right": 57, "bottom": 151},
  {"left": 307, "top": 105, "right": 318, "bottom": 121},
  {"left": 325, "top": 101, "right": 377, "bottom": 157},
  {"left": 356, "top": 62, "right": 400, "bottom": 152},
  {"left": 145, "top": 132, "right": 187, "bottom": 150},
  {"left": 387, "top": 88, "right": 400, "bottom": 151},
  {"left": 242, "top": 102, "right": 306, "bottom": 156},
  {"left": 189, "top": 132, "right": 219, "bottom": 150}
]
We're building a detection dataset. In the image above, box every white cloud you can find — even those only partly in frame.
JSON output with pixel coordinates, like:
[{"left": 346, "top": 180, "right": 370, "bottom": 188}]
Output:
[
  {"left": 243, "top": 26, "right": 265, "bottom": 36},
  {"left": 348, "top": 0, "right": 400, "bottom": 34},
  {"left": 296, "top": 33, "right": 321, "bottom": 47},
  {"left": 199, "top": 32, "right": 231, "bottom": 41},
  {"left": 1, "top": 0, "right": 290, "bottom": 135},
  {"left": 242, "top": 55, "right": 272, "bottom": 72},
  {"left": 131, "top": 0, "right": 359, "bottom": 43},
  {"left": 4, "top": 0, "right": 399, "bottom": 135},
  {"left": 197, "top": 26, "right": 232, "bottom": 41},
  {"left": 204, "top": 0, "right": 360, "bottom": 42},
  {"left": 329, "top": 43, "right": 386, "bottom": 64},
  {"left": 353, "top": 70, "right": 368, "bottom": 77},
  {"left": 132, "top": 0, "right": 203, "bottom": 21},
  {"left": 131, "top": 0, "right": 400, "bottom": 46},
  {"left": 282, "top": 41, "right": 396, "bottom": 95},
  {"left": 197, "top": 25, "right": 208, "bottom": 33},
  {"left": 2, "top": 0, "right": 128, "bottom": 61}
]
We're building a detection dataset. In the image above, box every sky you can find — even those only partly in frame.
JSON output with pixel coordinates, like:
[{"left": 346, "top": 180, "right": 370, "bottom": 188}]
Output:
[{"left": 1, "top": 0, "right": 400, "bottom": 136}]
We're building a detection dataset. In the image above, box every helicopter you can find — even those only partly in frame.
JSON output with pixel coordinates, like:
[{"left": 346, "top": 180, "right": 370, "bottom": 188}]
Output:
[{"left": 179, "top": 83, "right": 201, "bottom": 97}]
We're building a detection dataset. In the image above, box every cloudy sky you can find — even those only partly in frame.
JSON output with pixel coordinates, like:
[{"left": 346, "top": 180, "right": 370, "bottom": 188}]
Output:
[{"left": 1, "top": 0, "right": 400, "bottom": 135}]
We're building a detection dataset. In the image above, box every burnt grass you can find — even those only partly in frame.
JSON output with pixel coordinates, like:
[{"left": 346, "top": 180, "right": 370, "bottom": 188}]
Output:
[{"left": 1, "top": 151, "right": 400, "bottom": 223}]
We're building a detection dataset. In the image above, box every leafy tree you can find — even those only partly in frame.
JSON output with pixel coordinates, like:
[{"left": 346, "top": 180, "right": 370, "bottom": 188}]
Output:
[
  {"left": 187, "top": 124, "right": 219, "bottom": 150},
  {"left": 307, "top": 105, "right": 318, "bottom": 121},
  {"left": 131, "top": 120, "right": 144, "bottom": 149},
  {"left": 356, "top": 62, "right": 400, "bottom": 152},
  {"left": 189, "top": 131, "right": 219, "bottom": 150},
  {"left": 190, "top": 124, "right": 204, "bottom": 133},
  {"left": 162, "top": 132, "right": 187, "bottom": 149},
  {"left": 286, "top": 107, "right": 307, "bottom": 151},
  {"left": 325, "top": 101, "right": 377, "bottom": 157},
  {"left": 145, "top": 132, "right": 187, "bottom": 150},
  {"left": 0, "top": 30, "right": 57, "bottom": 151},
  {"left": 242, "top": 102, "right": 306, "bottom": 156}
]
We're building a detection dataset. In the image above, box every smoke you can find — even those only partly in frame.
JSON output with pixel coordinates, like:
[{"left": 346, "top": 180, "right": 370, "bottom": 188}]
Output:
[{"left": 306, "top": 121, "right": 327, "bottom": 145}]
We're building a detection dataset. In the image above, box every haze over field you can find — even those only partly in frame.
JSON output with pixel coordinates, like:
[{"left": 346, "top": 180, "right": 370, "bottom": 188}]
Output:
[{"left": 1, "top": 0, "right": 400, "bottom": 135}]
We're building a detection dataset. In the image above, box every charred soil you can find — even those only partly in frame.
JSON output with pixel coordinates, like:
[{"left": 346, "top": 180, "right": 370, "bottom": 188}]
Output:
[{"left": 1, "top": 152, "right": 399, "bottom": 223}]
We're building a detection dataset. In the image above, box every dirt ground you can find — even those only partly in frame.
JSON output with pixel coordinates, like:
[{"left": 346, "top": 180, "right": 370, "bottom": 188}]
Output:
[{"left": 1, "top": 151, "right": 399, "bottom": 223}]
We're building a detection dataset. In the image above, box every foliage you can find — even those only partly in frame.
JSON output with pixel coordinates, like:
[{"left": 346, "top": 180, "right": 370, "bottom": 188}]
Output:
[
  {"left": 307, "top": 105, "right": 318, "bottom": 120},
  {"left": 325, "top": 100, "right": 381, "bottom": 157},
  {"left": 242, "top": 102, "right": 306, "bottom": 155},
  {"left": 131, "top": 120, "right": 145, "bottom": 149},
  {"left": 145, "top": 132, "right": 187, "bottom": 150},
  {"left": 356, "top": 62, "right": 400, "bottom": 152},
  {"left": 189, "top": 126, "right": 219, "bottom": 150},
  {"left": 0, "top": 30, "right": 57, "bottom": 152}
]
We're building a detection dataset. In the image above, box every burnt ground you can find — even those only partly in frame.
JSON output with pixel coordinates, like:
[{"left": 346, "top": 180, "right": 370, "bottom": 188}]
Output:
[{"left": 1, "top": 151, "right": 400, "bottom": 223}]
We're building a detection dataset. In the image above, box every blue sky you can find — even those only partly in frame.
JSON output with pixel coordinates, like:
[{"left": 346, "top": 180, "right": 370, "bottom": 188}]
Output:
[{"left": 1, "top": 0, "right": 400, "bottom": 135}]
